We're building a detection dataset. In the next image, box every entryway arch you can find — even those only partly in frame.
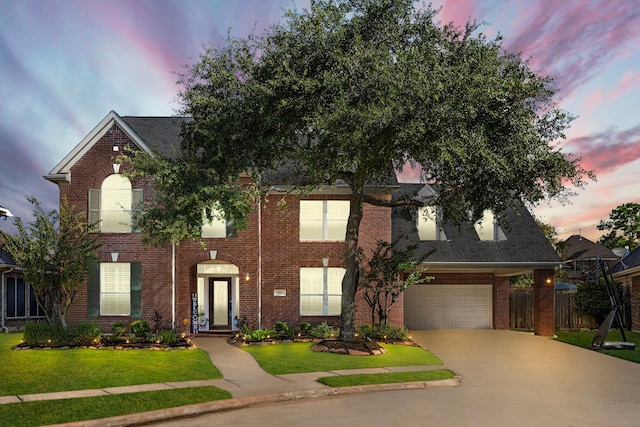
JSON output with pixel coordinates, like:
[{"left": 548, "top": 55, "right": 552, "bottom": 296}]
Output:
[{"left": 196, "top": 260, "right": 240, "bottom": 332}]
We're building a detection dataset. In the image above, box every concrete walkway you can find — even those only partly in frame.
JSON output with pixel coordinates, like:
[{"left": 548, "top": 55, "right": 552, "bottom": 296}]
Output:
[{"left": 1, "top": 335, "right": 457, "bottom": 426}]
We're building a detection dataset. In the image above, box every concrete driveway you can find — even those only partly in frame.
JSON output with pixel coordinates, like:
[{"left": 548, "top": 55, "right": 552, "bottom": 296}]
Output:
[{"left": 152, "top": 330, "right": 640, "bottom": 426}]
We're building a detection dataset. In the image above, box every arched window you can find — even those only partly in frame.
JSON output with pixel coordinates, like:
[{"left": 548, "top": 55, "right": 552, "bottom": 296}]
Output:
[{"left": 88, "top": 174, "right": 142, "bottom": 233}]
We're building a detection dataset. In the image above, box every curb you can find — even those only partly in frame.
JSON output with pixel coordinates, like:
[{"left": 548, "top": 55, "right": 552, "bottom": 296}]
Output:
[{"left": 52, "top": 376, "right": 462, "bottom": 427}]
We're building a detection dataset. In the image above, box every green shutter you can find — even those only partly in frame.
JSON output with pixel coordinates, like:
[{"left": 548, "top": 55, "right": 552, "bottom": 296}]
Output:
[
  {"left": 226, "top": 219, "right": 237, "bottom": 237},
  {"left": 88, "top": 189, "right": 100, "bottom": 232},
  {"left": 87, "top": 263, "right": 100, "bottom": 317},
  {"left": 130, "top": 262, "right": 142, "bottom": 318},
  {"left": 131, "top": 189, "right": 143, "bottom": 233}
]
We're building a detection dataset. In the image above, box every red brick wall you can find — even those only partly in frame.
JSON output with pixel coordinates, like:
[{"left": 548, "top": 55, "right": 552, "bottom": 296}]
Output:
[
  {"left": 54, "top": 122, "right": 395, "bottom": 332},
  {"left": 493, "top": 276, "right": 510, "bottom": 330},
  {"left": 630, "top": 275, "right": 640, "bottom": 332},
  {"left": 533, "top": 268, "right": 555, "bottom": 336}
]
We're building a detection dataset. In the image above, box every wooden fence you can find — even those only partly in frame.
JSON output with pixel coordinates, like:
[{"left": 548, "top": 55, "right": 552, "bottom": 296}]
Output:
[{"left": 510, "top": 289, "right": 598, "bottom": 331}]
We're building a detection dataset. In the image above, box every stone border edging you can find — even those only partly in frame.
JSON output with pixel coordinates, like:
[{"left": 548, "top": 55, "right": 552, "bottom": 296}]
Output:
[{"left": 51, "top": 376, "right": 462, "bottom": 427}]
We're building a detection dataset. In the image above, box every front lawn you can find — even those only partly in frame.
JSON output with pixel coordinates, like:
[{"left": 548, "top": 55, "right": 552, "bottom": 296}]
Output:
[
  {"left": 242, "top": 342, "right": 443, "bottom": 375},
  {"left": 0, "top": 386, "right": 231, "bottom": 427},
  {"left": 0, "top": 333, "right": 222, "bottom": 396},
  {"left": 555, "top": 330, "right": 640, "bottom": 363},
  {"left": 317, "top": 369, "right": 455, "bottom": 387}
]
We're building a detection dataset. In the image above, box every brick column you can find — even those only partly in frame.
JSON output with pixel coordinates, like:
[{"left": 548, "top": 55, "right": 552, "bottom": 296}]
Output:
[
  {"left": 493, "top": 276, "right": 510, "bottom": 329},
  {"left": 533, "top": 268, "right": 555, "bottom": 336},
  {"left": 631, "top": 276, "right": 640, "bottom": 332}
]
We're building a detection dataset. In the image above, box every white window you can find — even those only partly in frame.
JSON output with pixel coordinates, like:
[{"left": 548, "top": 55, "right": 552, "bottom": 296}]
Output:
[
  {"left": 300, "top": 267, "right": 344, "bottom": 316},
  {"left": 417, "top": 206, "right": 447, "bottom": 241},
  {"left": 300, "top": 200, "right": 349, "bottom": 240},
  {"left": 88, "top": 174, "right": 142, "bottom": 233},
  {"left": 100, "top": 263, "right": 131, "bottom": 316},
  {"left": 474, "top": 210, "right": 506, "bottom": 241},
  {"left": 201, "top": 204, "right": 236, "bottom": 238}
]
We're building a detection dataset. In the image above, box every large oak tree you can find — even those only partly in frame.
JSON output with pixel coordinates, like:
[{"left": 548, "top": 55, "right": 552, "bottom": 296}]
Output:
[{"left": 127, "top": 0, "right": 590, "bottom": 340}]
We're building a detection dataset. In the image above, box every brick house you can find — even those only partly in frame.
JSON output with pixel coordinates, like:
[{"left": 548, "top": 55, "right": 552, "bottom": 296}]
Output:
[{"left": 43, "top": 111, "right": 560, "bottom": 336}]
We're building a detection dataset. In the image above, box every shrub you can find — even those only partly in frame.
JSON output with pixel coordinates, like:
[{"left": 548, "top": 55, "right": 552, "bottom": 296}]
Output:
[
  {"left": 309, "top": 322, "right": 338, "bottom": 339},
  {"left": 67, "top": 322, "right": 102, "bottom": 346},
  {"left": 298, "top": 322, "right": 312, "bottom": 336},
  {"left": 130, "top": 320, "right": 150, "bottom": 338},
  {"left": 357, "top": 323, "right": 408, "bottom": 341},
  {"left": 249, "top": 328, "right": 276, "bottom": 341},
  {"left": 111, "top": 322, "right": 126, "bottom": 337},
  {"left": 274, "top": 321, "right": 294, "bottom": 339},
  {"left": 574, "top": 280, "right": 623, "bottom": 325},
  {"left": 23, "top": 321, "right": 69, "bottom": 347}
]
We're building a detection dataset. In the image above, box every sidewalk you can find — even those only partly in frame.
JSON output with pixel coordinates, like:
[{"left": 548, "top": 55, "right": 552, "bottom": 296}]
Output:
[{"left": 1, "top": 337, "right": 460, "bottom": 426}]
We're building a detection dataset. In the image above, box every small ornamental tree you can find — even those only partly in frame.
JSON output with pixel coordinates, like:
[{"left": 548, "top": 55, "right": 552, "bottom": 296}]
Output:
[
  {"left": 1, "top": 197, "right": 102, "bottom": 328},
  {"left": 359, "top": 240, "right": 433, "bottom": 327},
  {"left": 574, "top": 280, "right": 623, "bottom": 325},
  {"left": 125, "top": 0, "right": 591, "bottom": 340}
]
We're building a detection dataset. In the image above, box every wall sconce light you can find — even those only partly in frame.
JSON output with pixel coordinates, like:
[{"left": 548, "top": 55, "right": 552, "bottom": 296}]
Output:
[
  {"left": 245, "top": 273, "right": 250, "bottom": 281},
  {"left": 545, "top": 276, "right": 553, "bottom": 285}
]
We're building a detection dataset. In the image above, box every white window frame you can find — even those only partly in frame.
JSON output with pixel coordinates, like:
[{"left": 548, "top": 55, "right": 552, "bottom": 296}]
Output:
[
  {"left": 89, "top": 174, "right": 142, "bottom": 233},
  {"left": 201, "top": 204, "right": 227, "bottom": 238},
  {"left": 300, "top": 200, "right": 349, "bottom": 241},
  {"left": 300, "top": 267, "right": 344, "bottom": 316},
  {"left": 100, "top": 262, "right": 131, "bottom": 316},
  {"left": 417, "top": 206, "right": 447, "bottom": 241},
  {"left": 474, "top": 210, "right": 506, "bottom": 241}
]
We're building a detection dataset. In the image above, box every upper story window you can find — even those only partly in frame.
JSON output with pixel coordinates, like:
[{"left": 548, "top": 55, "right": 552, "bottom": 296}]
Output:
[
  {"left": 417, "top": 206, "right": 447, "bottom": 241},
  {"left": 88, "top": 174, "right": 142, "bottom": 233},
  {"left": 300, "top": 200, "right": 349, "bottom": 241},
  {"left": 201, "top": 204, "right": 237, "bottom": 238},
  {"left": 474, "top": 210, "right": 506, "bottom": 241}
]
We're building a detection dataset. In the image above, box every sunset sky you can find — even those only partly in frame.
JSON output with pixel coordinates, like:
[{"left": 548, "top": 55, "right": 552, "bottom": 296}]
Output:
[{"left": 1, "top": 0, "right": 638, "bottom": 242}]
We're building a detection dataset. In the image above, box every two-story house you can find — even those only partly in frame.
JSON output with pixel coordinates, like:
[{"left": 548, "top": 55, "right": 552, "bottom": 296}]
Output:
[{"left": 43, "top": 111, "right": 561, "bottom": 336}]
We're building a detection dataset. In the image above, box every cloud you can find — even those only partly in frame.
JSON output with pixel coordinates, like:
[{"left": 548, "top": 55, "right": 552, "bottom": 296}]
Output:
[
  {"left": 504, "top": 1, "right": 640, "bottom": 100},
  {"left": 566, "top": 125, "right": 640, "bottom": 175}
]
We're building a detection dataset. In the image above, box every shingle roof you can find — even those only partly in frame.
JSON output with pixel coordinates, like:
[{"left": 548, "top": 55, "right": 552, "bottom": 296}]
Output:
[
  {"left": 121, "top": 116, "right": 189, "bottom": 159},
  {"left": 558, "top": 235, "right": 616, "bottom": 262},
  {"left": 611, "top": 246, "right": 640, "bottom": 273},
  {"left": 392, "top": 184, "right": 561, "bottom": 268},
  {"left": 0, "top": 246, "right": 17, "bottom": 268}
]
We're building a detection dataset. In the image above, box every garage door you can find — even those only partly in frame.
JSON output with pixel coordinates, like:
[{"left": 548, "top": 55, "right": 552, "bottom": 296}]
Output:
[{"left": 404, "top": 285, "right": 492, "bottom": 329}]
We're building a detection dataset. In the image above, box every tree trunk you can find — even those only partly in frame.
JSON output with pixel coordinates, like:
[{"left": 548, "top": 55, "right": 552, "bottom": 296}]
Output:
[{"left": 340, "top": 183, "right": 364, "bottom": 341}]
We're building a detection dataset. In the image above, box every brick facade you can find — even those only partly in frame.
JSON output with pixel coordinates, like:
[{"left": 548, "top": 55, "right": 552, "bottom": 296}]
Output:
[{"left": 533, "top": 268, "right": 556, "bottom": 336}]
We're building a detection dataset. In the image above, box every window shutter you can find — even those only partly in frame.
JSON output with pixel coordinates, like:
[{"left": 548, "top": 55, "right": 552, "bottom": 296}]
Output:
[
  {"left": 87, "top": 263, "right": 100, "bottom": 317},
  {"left": 225, "top": 218, "right": 237, "bottom": 237},
  {"left": 130, "top": 262, "right": 142, "bottom": 318},
  {"left": 88, "top": 189, "right": 100, "bottom": 232},
  {"left": 131, "top": 189, "right": 143, "bottom": 233}
]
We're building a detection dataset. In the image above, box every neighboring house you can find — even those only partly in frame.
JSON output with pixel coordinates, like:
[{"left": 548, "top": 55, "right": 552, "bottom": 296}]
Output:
[
  {"left": 1, "top": 246, "right": 45, "bottom": 332},
  {"left": 611, "top": 247, "right": 640, "bottom": 331},
  {"left": 559, "top": 235, "right": 618, "bottom": 282},
  {"left": 43, "top": 110, "right": 560, "bottom": 336}
]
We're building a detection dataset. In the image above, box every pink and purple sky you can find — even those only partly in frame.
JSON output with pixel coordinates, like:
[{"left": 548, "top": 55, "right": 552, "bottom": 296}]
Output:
[{"left": 1, "top": 0, "right": 638, "bottom": 242}]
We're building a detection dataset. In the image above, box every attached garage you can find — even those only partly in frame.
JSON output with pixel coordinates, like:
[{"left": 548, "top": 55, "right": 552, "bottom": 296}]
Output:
[{"left": 405, "top": 284, "right": 493, "bottom": 329}]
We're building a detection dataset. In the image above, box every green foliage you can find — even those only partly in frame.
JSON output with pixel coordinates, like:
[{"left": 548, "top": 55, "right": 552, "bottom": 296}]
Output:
[
  {"left": 130, "top": 320, "right": 150, "bottom": 338},
  {"left": 309, "top": 322, "right": 338, "bottom": 339},
  {"left": 111, "top": 322, "right": 126, "bottom": 337},
  {"left": 359, "top": 240, "right": 433, "bottom": 326},
  {"left": 124, "top": 0, "right": 591, "bottom": 340},
  {"left": 574, "top": 280, "right": 623, "bottom": 325},
  {"left": 22, "top": 321, "right": 102, "bottom": 347},
  {"left": 1, "top": 197, "right": 102, "bottom": 328},
  {"left": 317, "top": 369, "right": 455, "bottom": 387},
  {"left": 356, "top": 323, "right": 408, "bottom": 341},
  {"left": 274, "top": 321, "right": 294, "bottom": 339},
  {"left": 597, "top": 203, "right": 640, "bottom": 251},
  {"left": 155, "top": 329, "right": 179, "bottom": 345},
  {"left": 249, "top": 328, "right": 276, "bottom": 341},
  {"left": 510, "top": 273, "right": 534, "bottom": 288},
  {"left": 298, "top": 322, "right": 312, "bottom": 336}
]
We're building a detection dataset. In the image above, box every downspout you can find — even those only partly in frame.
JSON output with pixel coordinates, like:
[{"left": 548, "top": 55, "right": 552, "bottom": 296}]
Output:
[
  {"left": 172, "top": 243, "right": 176, "bottom": 329},
  {"left": 1, "top": 268, "right": 15, "bottom": 333},
  {"left": 258, "top": 193, "right": 262, "bottom": 330}
]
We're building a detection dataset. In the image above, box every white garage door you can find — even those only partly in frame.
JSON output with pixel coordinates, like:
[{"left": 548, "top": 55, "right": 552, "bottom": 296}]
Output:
[{"left": 405, "top": 285, "right": 492, "bottom": 329}]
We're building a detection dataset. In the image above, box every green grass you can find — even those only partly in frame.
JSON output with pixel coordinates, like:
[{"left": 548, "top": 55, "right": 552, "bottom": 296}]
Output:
[
  {"left": 0, "top": 386, "right": 232, "bottom": 427},
  {"left": 242, "top": 342, "right": 443, "bottom": 375},
  {"left": 555, "top": 330, "right": 640, "bottom": 363},
  {"left": 317, "top": 369, "right": 455, "bottom": 387},
  {"left": 0, "top": 333, "right": 222, "bottom": 396}
]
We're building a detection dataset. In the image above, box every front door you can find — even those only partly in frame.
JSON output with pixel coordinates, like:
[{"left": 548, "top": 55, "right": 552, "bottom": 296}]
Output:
[{"left": 209, "top": 278, "right": 232, "bottom": 330}]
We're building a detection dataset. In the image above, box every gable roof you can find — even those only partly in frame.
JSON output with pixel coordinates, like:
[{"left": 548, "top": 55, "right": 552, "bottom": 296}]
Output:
[
  {"left": 611, "top": 246, "right": 640, "bottom": 275},
  {"left": 44, "top": 111, "right": 187, "bottom": 184},
  {"left": 558, "top": 235, "right": 616, "bottom": 262},
  {"left": 392, "top": 183, "right": 562, "bottom": 276},
  {"left": 0, "top": 246, "right": 18, "bottom": 269}
]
